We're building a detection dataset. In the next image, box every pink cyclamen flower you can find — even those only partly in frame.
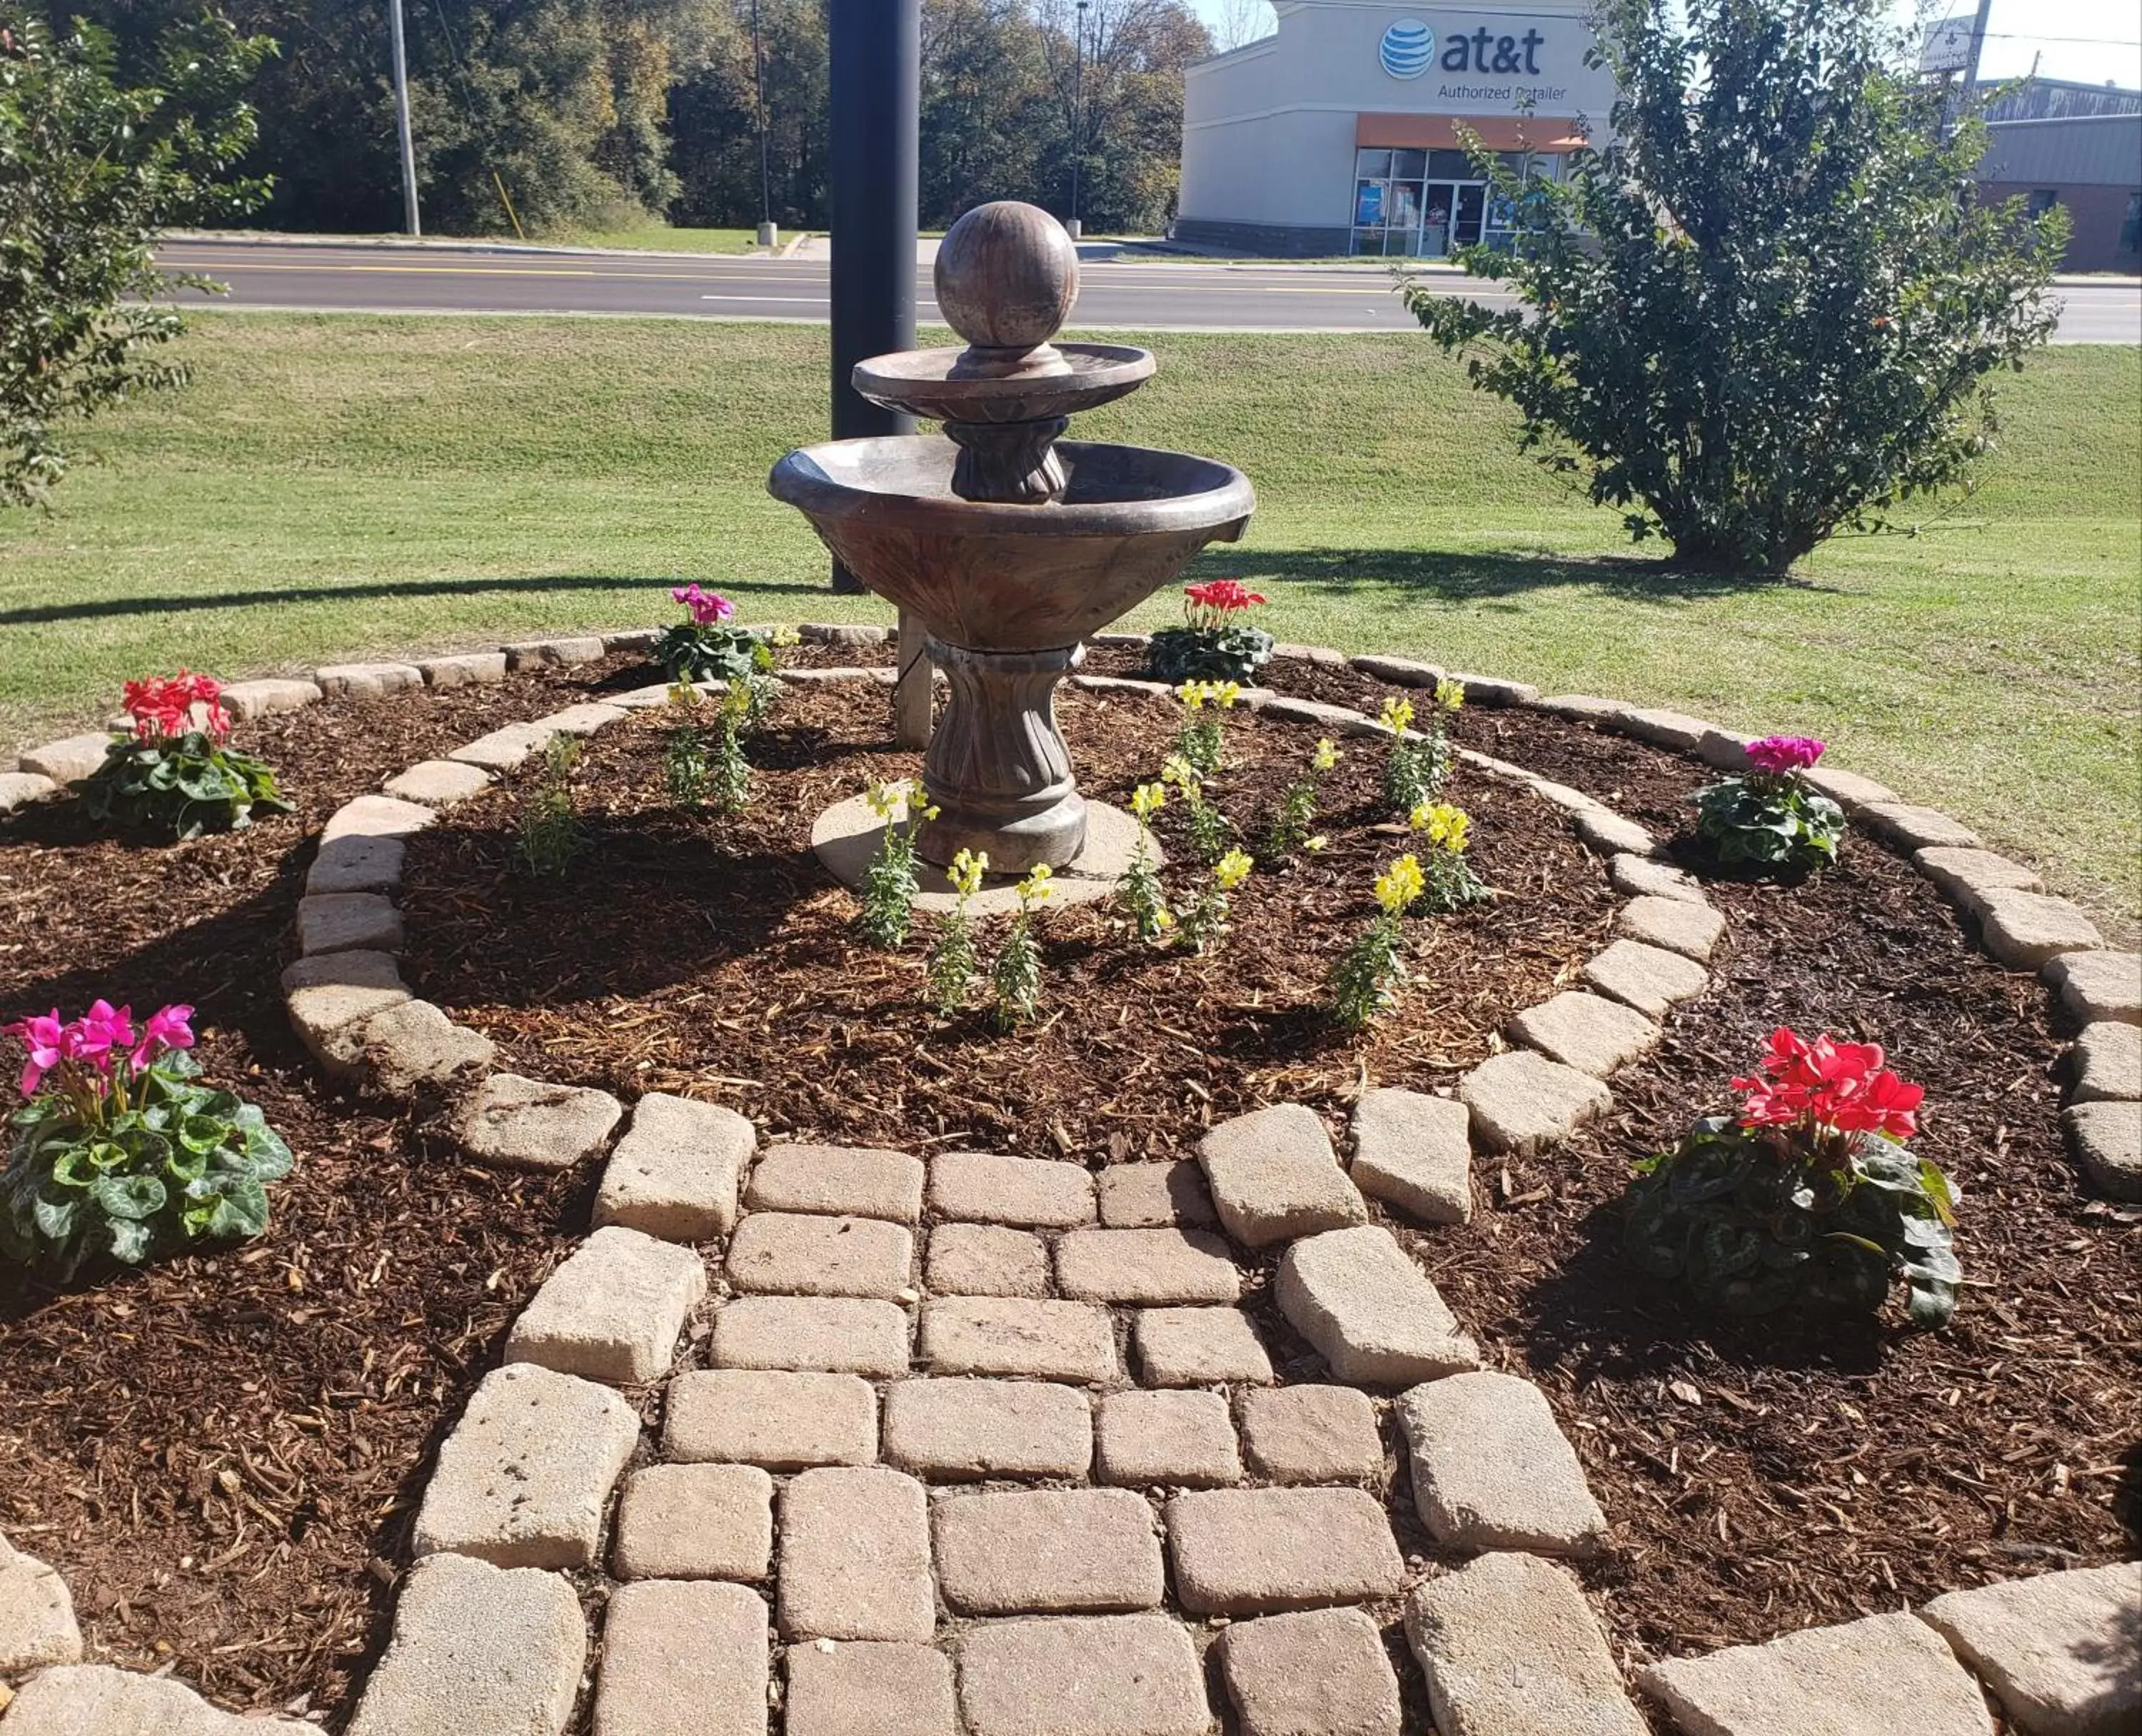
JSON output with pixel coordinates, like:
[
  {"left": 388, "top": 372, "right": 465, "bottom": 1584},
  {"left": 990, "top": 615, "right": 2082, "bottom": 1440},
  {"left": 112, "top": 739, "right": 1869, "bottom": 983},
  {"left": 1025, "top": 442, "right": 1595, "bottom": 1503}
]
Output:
[
  {"left": 1745, "top": 735, "right": 1825, "bottom": 775},
  {"left": 131, "top": 1003, "right": 197, "bottom": 1070},
  {"left": 670, "top": 584, "right": 736, "bottom": 627},
  {"left": 4, "top": 1010, "right": 65, "bottom": 1099},
  {"left": 69, "top": 1000, "right": 136, "bottom": 1074}
]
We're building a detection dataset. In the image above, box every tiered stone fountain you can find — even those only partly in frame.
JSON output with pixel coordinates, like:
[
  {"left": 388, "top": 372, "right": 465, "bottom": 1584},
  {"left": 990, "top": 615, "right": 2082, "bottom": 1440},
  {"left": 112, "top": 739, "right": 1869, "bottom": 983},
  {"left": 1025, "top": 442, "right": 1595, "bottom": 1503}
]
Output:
[{"left": 770, "top": 201, "right": 1255, "bottom": 887}]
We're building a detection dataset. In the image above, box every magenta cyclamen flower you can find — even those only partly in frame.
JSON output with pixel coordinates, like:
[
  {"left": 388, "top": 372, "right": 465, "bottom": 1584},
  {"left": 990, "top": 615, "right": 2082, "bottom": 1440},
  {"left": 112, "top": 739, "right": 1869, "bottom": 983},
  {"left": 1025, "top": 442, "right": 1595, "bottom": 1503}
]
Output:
[
  {"left": 670, "top": 583, "right": 736, "bottom": 627},
  {"left": 1746, "top": 735, "right": 1825, "bottom": 775},
  {"left": 4, "top": 1010, "right": 64, "bottom": 1098},
  {"left": 134, "top": 1003, "right": 196, "bottom": 1069},
  {"left": 69, "top": 999, "right": 136, "bottom": 1072}
]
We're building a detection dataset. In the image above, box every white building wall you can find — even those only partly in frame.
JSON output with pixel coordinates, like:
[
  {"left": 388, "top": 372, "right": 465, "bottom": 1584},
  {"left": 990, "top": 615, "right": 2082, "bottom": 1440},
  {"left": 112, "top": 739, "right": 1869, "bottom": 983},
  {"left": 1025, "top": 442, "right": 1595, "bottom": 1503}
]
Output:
[{"left": 1180, "top": 0, "right": 1618, "bottom": 250}]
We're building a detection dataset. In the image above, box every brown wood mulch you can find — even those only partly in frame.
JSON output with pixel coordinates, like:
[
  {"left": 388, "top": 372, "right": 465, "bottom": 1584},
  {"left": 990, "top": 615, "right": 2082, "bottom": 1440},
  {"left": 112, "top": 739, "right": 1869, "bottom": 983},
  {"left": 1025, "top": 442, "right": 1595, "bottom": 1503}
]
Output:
[{"left": 0, "top": 642, "right": 2133, "bottom": 1728}]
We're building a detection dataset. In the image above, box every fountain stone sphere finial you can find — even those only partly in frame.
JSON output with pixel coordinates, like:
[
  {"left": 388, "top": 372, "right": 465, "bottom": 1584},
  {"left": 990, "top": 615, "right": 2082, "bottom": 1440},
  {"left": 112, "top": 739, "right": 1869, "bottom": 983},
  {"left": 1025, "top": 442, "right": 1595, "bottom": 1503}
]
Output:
[{"left": 935, "top": 201, "right": 1080, "bottom": 375}]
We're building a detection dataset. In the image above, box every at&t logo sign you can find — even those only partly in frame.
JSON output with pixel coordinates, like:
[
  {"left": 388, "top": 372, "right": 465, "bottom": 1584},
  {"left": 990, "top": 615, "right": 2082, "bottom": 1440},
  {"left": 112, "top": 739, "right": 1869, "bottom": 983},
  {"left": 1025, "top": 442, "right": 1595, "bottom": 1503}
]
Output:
[{"left": 1378, "top": 18, "right": 1436, "bottom": 79}]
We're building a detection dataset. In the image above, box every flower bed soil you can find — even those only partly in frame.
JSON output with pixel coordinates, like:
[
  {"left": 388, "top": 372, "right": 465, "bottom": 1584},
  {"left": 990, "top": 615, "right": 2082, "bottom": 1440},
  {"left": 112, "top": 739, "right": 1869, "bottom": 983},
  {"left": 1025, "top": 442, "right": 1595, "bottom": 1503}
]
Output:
[
  {"left": 398, "top": 682, "right": 1616, "bottom": 1147},
  {"left": 0, "top": 642, "right": 2134, "bottom": 1729}
]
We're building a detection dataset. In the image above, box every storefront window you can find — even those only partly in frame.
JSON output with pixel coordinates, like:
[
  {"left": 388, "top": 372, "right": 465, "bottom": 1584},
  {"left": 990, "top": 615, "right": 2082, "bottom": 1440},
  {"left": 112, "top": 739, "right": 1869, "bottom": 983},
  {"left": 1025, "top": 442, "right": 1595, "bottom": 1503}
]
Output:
[{"left": 1355, "top": 148, "right": 1392, "bottom": 178}]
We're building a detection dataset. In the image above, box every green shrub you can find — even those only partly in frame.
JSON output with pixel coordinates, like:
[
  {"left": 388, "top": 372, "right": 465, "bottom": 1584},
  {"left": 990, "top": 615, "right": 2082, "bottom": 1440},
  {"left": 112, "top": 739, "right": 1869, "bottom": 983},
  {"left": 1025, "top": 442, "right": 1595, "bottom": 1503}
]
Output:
[{"left": 1404, "top": 0, "right": 2065, "bottom": 575}]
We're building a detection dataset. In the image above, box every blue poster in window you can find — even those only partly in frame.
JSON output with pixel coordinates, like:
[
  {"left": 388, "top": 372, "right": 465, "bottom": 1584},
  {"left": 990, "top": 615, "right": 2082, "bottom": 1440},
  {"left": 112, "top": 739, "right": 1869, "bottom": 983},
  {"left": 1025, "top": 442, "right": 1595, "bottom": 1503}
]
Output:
[{"left": 1354, "top": 181, "right": 1386, "bottom": 226}]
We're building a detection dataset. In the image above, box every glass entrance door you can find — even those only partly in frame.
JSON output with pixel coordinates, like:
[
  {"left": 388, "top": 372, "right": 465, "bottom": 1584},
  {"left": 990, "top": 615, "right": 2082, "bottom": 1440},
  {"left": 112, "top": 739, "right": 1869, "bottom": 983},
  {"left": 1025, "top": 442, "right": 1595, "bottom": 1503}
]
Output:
[{"left": 1352, "top": 150, "right": 1488, "bottom": 258}]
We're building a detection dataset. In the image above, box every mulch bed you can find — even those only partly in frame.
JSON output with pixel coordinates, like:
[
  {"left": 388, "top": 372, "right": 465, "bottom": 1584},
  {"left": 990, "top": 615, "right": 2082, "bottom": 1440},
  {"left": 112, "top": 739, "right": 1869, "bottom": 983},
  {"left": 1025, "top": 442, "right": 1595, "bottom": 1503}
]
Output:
[{"left": 0, "top": 641, "right": 2134, "bottom": 1728}]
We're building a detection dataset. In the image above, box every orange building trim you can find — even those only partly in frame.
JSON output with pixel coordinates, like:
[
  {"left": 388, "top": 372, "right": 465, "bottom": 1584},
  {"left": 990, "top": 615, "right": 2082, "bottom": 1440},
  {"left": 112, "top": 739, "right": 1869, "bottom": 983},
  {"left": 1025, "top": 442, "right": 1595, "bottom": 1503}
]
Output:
[{"left": 1355, "top": 113, "right": 1585, "bottom": 151}]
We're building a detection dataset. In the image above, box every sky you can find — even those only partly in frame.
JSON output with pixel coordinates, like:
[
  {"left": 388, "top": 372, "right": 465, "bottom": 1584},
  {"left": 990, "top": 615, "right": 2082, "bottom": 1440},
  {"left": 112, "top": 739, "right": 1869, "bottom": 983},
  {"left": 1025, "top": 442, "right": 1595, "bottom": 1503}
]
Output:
[{"left": 1184, "top": 1, "right": 2142, "bottom": 87}]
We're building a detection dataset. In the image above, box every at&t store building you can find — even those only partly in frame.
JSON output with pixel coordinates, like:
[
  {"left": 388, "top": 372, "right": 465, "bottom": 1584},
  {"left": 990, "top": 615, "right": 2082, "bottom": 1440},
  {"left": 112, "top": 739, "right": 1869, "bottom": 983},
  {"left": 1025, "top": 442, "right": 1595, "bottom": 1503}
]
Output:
[{"left": 1176, "top": 0, "right": 1619, "bottom": 256}]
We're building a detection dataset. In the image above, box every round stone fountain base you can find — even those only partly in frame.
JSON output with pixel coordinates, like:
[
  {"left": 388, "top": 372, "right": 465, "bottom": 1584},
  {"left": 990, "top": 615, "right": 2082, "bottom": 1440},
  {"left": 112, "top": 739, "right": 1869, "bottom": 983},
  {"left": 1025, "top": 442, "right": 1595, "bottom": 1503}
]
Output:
[{"left": 811, "top": 797, "right": 1160, "bottom": 915}]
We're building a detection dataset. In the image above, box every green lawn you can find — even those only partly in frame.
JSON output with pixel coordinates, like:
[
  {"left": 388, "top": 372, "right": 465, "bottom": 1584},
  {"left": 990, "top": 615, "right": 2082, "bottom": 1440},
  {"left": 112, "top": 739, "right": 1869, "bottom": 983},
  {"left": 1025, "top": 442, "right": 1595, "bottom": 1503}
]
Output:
[
  {"left": 549, "top": 224, "right": 764, "bottom": 253},
  {"left": 2, "top": 314, "right": 2134, "bottom": 930}
]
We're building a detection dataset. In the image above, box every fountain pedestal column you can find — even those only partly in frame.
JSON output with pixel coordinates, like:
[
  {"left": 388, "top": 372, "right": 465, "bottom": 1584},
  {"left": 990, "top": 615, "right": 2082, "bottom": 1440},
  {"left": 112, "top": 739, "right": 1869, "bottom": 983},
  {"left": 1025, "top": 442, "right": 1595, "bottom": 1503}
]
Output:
[{"left": 915, "top": 639, "right": 1085, "bottom": 873}]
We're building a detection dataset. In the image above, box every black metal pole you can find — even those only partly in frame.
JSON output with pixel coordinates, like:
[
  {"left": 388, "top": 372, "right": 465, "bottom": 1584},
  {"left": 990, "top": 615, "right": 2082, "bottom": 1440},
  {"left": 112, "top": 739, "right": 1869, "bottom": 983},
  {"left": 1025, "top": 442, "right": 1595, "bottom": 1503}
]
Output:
[{"left": 828, "top": 0, "right": 919, "bottom": 593}]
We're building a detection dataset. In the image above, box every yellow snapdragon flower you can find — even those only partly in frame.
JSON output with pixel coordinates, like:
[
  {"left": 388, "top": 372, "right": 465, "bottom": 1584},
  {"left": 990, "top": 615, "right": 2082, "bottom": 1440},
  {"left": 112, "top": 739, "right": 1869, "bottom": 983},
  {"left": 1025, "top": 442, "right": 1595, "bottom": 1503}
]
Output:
[
  {"left": 1311, "top": 738, "right": 1339, "bottom": 772},
  {"left": 1379, "top": 695, "right": 1415, "bottom": 734},
  {"left": 1213, "top": 848, "right": 1254, "bottom": 891},
  {"left": 948, "top": 849, "right": 987, "bottom": 897},
  {"left": 1160, "top": 754, "right": 1202, "bottom": 791},
  {"left": 1177, "top": 680, "right": 1242, "bottom": 712},
  {"left": 1434, "top": 677, "right": 1467, "bottom": 712},
  {"left": 1016, "top": 863, "right": 1053, "bottom": 906},
  {"left": 1131, "top": 782, "right": 1167, "bottom": 820},
  {"left": 1409, "top": 802, "right": 1473, "bottom": 854},
  {"left": 1374, "top": 853, "right": 1426, "bottom": 916}
]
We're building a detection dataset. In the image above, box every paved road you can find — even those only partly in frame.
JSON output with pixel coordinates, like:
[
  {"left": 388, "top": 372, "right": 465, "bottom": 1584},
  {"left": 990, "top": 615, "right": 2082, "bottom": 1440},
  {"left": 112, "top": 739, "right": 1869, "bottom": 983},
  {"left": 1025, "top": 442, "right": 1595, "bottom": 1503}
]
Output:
[{"left": 156, "top": 238, "right": 2141, "bottom": 342}]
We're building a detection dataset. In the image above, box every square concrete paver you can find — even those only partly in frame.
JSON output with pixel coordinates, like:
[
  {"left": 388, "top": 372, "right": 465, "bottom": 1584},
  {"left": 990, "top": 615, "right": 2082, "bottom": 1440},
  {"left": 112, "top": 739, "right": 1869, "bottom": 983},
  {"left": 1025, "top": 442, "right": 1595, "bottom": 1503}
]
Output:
[
  {"left": 1095, "top": 1389, "right": 1242, "bottom": 1487},
  {"left": 956, "top": 1615, "right": 1210, "bottom": 1736},
  {"left": 746, "top": 1144, "right": 925, "bottom": 1221},
  {"left": 611, "top": 1463, "right": 772, "bottom": 1580},
  {"left": 663, "top": 1368, "right": 878, "bottom": 1468},
  {"left": 1348, "top": 1088, "right": 1474, "bottom": 1226},
  {"left": 1198, "top": 1104, "right": 1369, "bottom": 1248},
  {"left": 504, "top": 1225, "right": 707, "bottom": 1384},
  {"left": 594, "top": 1093, "right": 755, "bottom": 1241},
  {"left": 929, "top": 1151, "right": 1098, "bottom": 1226},
  {"left": 918, "top": 1296, "right": 1119, "bottom": 1383},
  {"left": 1096, "top": 1160, "right": 1220, "bottom": 1228},
  {"left": 1640, "top": 1610, "right": 1998, "bottom": 1736},
  {"left": 932, "top": 1487, "right": 1166, "bottom": 1614},
  {"left": 713, "top": 1296, "right": 911, "bottom": 1376},
  {"left": 924, "top": 1223, "right": 1052, "bottom": 1297},
  {"left": 1919, "top": 1563, "right": 2141, "bottom": 1736},
  {"left": 411, "top": 1363, "right": 640, "bottom": 1570},
  {"left": 595, "top": 1579, "right": 768, "bottom": 1736},
  {"left": 1237, "top": 1385, "right": 1386, "bottom": 1484},
  {"left": 345, "top": 1553, "right": 585, "bottom": 1736},
  {"left": 1165, "top": 1487, "right": 1404, "bottom": 1615},
  {"left": 1275, "top": 1226, "right": 1478, "bottom": 1386},
  {"left": 1397, "top": 1371, "right": 1606, "bottom": 1556},
  {"left": 1221, "top": 1607, "right": 1402, "bottom": 1736},
  {"left": 778, "top": 1467, "right": 936, "bottom": 1642},
  {"left": 1405, "top": 1551, "right": 1647, "bottom": 1736},
  {"left": 785, "top": 1641, "right": 957, "bottom": 1736},
  {"left": 1054, "top": 1227, "right": 1240, "bottom": 1304},
  {"left": 1134, "top": 1307, "right": 1275, "bottom": 1386},
  {"left": 0, "top": 1534, "right": 79, "bottom": 1672},
  {"left": 725, "top": 1212, "right": 915, "bottom": 1299},
  {"left": 1582, "top": 939, "right": 1709, "bottom": 1019}
]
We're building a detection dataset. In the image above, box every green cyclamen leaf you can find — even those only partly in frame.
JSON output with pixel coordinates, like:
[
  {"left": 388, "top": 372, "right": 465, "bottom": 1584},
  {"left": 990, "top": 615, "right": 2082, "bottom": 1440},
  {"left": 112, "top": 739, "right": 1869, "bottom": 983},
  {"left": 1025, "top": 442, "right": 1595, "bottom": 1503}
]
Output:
[
  {"left": 92, "top": 1171, "right": 168, "bottom": 1221},
  {"left": 203, "top": 1175, "right": 271, "bottom": 1240},
  {"left": 104, "top": 1217, "right": 156, "bottom": 1264}
]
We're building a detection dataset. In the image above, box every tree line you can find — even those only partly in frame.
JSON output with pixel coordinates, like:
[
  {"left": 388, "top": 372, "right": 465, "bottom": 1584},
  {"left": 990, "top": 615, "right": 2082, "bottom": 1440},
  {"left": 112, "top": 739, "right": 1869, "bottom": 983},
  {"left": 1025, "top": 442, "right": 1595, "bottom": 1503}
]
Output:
[{"left": 65, "top": 0, "right": 1211, "bottom": 238}]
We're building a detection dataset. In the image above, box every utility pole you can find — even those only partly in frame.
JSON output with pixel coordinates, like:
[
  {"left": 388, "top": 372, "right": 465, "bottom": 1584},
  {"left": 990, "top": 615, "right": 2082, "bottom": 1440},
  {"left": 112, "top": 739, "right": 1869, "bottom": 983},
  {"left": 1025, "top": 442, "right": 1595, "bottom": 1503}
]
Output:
[
  {"left": 751, "top": 0, "right": 775, "bottom": 248},
  {"left": 388, "top": 0, "right": 420, "bottom": 236},
  {"left": 1067, "top": 1, "right": 1088, "bottom": 238},
  {"left": 1962, "top": 0, "right": 1993, "bottom": 101}
]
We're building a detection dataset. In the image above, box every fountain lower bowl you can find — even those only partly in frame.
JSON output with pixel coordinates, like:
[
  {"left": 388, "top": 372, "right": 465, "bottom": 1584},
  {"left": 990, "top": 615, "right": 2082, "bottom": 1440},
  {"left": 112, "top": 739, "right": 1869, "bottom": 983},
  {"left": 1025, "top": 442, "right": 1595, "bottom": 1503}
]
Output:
[{"left": 767, "top": 434, "right": 1255, "bottom": 651}]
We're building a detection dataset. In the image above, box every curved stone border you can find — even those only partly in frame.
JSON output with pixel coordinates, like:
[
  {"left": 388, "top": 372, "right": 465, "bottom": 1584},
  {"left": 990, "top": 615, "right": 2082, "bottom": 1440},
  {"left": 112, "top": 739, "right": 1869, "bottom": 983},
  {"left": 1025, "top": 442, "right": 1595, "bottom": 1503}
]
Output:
[
  {"left": 5, "top": 625, "right": 2137, "bottom": 1732},
  {"left": 6, "top": 613, "right": 2123, "bottom": 1194}
]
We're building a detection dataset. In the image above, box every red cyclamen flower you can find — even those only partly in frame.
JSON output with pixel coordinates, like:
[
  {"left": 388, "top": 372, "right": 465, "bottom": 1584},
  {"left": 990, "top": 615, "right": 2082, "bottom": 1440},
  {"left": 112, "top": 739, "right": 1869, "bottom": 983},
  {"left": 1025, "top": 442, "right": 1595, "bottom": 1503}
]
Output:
[
  {"left": 121, "top": 671, "right": 231, "bottom": 742},
  {"left": 1733, "top": 1025, "right": 1924, "bottom": 1144}
]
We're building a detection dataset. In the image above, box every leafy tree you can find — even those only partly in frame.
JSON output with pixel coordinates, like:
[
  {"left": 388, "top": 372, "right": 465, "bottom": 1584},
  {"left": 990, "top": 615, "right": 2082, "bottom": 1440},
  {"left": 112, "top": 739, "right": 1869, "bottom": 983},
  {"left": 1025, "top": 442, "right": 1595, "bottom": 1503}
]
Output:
[
  {"left": 1404, "top": 0, "right": 2067, "bottom": 577},
  {"left": 0, "top": 5, "right": 270, "bottom": 505}
]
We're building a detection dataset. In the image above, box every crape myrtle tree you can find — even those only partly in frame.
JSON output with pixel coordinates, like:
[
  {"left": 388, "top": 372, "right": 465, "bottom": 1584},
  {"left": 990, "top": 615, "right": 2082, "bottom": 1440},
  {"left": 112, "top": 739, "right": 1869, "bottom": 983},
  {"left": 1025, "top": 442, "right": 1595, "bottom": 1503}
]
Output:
[
  {"left": 0, "top": 5, "right": 269, "bottom": 506},
  {"left": 1405, "top": 0, "right": 2067, "bottom": 577}
]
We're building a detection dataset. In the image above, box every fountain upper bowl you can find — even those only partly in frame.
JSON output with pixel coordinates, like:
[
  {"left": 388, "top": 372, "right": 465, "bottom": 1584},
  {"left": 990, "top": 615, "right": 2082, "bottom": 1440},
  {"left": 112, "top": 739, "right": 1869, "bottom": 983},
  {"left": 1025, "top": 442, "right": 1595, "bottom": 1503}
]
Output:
[
  {"left": 768, "top": 434, "right": 1255, "bottom": 651},
  {"left": 852, "top": 342, "right": 1155, "bottom": 425}
]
